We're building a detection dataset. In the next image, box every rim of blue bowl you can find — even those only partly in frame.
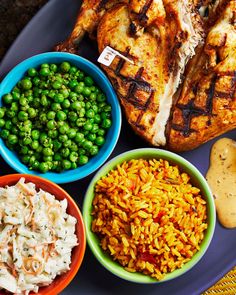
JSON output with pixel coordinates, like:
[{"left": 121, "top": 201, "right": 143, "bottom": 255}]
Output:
[
  {"left": 83, "top": 148, "right": 216, "bottom": 283},
  {"left": 0, "top": 52, "right": 122, "bottom": 183}
]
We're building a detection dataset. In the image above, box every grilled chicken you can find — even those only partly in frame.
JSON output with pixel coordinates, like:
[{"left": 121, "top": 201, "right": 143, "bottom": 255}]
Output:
[
  {"left": 97, "top": 1, "right": 203, "bottom": 146},
  {"left": 55, "top": 0, "right": 189, "bottom": 52},
  {"left": 55, "top": 0, "right": 235, "bottom": 151},
  {"left": 168, "top": 0, "right": 236, "bottom": 151},
  {"left": 55, "top": 0, "right": 124, "bottom": 53}
]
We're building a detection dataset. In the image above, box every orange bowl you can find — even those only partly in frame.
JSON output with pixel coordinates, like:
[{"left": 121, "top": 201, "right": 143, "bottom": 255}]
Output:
[{"left": 0, "top": 174, "right": 86, "bottom": 295}]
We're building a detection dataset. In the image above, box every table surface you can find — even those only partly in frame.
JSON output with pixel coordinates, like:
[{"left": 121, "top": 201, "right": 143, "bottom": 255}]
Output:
[{"left": 0, "top": 1, "right": 235, "bottom": 294}]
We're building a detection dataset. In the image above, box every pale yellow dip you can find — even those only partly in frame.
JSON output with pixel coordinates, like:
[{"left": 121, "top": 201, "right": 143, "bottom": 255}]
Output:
[{"left": 206, "top": 138, "right": 236, "bottom": 228}]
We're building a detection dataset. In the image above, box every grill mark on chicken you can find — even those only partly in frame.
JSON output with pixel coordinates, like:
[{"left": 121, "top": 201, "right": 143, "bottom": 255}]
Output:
[
  {"left": 113, "top": 47, "right": 153, "bottom": 109},
  {"left": 206, "top": 75, "right": 217, "bottom": 116},
  {"left": 96, "top": 0, "right": 110, "bottom": 12},
  {"left": 137, "top": 0, "right": 154, "bottom": 24},
  {"left": 172, "top": 75, "right": 218, "bottom": 136}
]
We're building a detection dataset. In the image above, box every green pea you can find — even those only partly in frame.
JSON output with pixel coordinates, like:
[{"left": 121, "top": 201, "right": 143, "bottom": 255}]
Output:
[
  {"left": 54, "top": 153, "right": 62, "bottom": 161},
  {"left": 43, "top": 147, "right": 53, "bottom": 156},
  {"left": 39, "top": 113, "right": 47, "bottom": 124},
  {"left": 50, "top": 64, "right": 57, "bottom": 72},
  {"left": 83, "top": 140, "right": 93, "bottom": 150},
  {"left": 31, "top": 140, "right": 39, "bottom": 150},
  {"left": 22, "top": 137, "right": 32, "bottom": 145},
  {"left": 69, "top": 66, "right": 77, "bottom": 74},
  {"left": 69, "top": 152, "right": 78, "bottom": 162},
  {"left": 47, "top": 120, "right": 56, "bottom": 130},
  {"left": 62, "top": 99, "right": 70, "bottom": 109},
  {"left": 41, "top": 95, "right": 48, "bottom": 106},
  {"left": 5, "top": 120, "right": 13, "bottom": 130},
  {"left": 60, "top": 62, "right": 71, "bottom": 73},
  {"left": 94, "top": 114, "right": 101, "bottom": 124},
  {"left": 60, "top": 89, "right": 70, "bottom": 98},
  {"left": 57, "top": 110, "right": 67, "bottom": 121},
  {"left": 83, "top": 87, "right": 92, "bottom": 97},
  {"left": 39, "top": 162, "right": 49, "bottom": 173},
  {"left": 0, "top": 119, "right": 5, "bottom": 128},
  {"left": 67, "top": 128, "right": 77, "bottom": 139},
  {"left": 41, "top": 63, "right": 49, "bottom": 68},
  {"left": 52, "top": 81, "right": 62, "bottom": 89},
  {"left": 69, "top": 91, "right": 78, "bottom": 100},
  {"left": 87, "top": 133, "right": 96, "bottom": 142},
  {"left": 59, "top": 124, "right": 69, "bottom": 134},
  {"left": 32, "top": 76, "right": 40, "bottom": 86},
  {"left": 86, "top": 109, "right": 95, "bottom": 118},
  {"left": 8, "top": 134, "right": 18, "bottom": 145},
  {"left": 58, "top": 134, "right": 68, "bottom": 143},
  {"left": 78, "top": 155, "right": 88, "bottom": 165},
  {"left": 51, "top": 102, "right": 61, "bottom": 112},
  {"left": 53, "top": 140, "right": 62, "bottom": 151},
  {"left": 12, "top": 91, "right": 20, "bottom": 101},
  {"left": 40, "top": 67, "right": 50, "bottom": 77},
  {"left": 11, "top": 117, "right": 18, "bottom": 125},
  {"left": 97, "top": 129, "right": 106, "bottom": 137},
  {"left": 20, "top": 146, "right": 29, "bottom": 155},
  {"left": 30, "top": 160, "right": 40, "bottom": 170},
  {"left": 21, "top": 79, "right": 32, "bottom": 90},
  {"left": 97, "top": 93, "right": 106, "bottom": 102},
  {"left": 3, "top": 94, "right": 13, "bottom": 104},
  {"left": 75, "top": 85, "right": 83, "bottom": 94},
  {"left": 95, "top": 136, "right": 105, "bottom": 146},
  {"left": 83, "top": 121, "right": 93, "bottom": 131},
  {"left": 54, "top": 93, "right": 64, "bottom": 103},
  {"left": 74, "top": 133, "right": 84, "bottom": 143},
  {"left": 6, "top": 110, "right": 15, "bottom": 118},
  {"left": 47, "top": 111, "right": 56, "bottom": 120},
  {"left": 76, "top": 118, "right": 86, "bottom": 127},
  {"left": 0, "top": 108, "right": 5, "bottom": 118},
  {"left": 90, "top": 145, "right": 99, "bottom": 156},
  {"left": 48, "top": 129, "right": 58, "bottom": 139},
  {"left": 84, "top": 76, "right": 94, "bottom": 86},
  {"left": 102, "top": 118, "right": 112, "bottom": 129},
  {"left": 43, "top": 155, "right": 53, "bottom": 162},
  {"left": 70, "top": 142, "right": 79, "bottom": 152},
  {"left": 31, "top": 129, "right": 40, "bottom": 140},
  {"left": 90, "top": 124, "right": 99, "bottom": 134},
  {"left": 71, "top": 101, "right": 81, "bottom": 111},
  {"left": 28, "top": 68, "right": 37, "bottom": 77},
  {"left": 61, "top": 147, "right": 70, "bottom": 158},
  {"left": 28, "top": 108, "right": 37, "bottom": 118},
  {"left": 71, "top": 162, "right": 77, "bottom": 169},
  {"left": 0, "top": 129, "right": 9, "bottom": 139},
  {"left": 21, "top": 155, "right": 31, "bottom": 164},
  {"left": 69, "top": 80, "right": 78, "bottom": 89}
]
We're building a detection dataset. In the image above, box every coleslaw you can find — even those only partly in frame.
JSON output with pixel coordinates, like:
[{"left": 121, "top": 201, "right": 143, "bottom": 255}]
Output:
[{"left": 0, "top": 178, "right": 78, "bottom": 294}]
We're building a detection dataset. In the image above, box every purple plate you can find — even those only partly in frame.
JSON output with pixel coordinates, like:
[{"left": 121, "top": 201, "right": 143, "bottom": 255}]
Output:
[{"left": 0, "top": 1, "right": 236, "bottom": 294}]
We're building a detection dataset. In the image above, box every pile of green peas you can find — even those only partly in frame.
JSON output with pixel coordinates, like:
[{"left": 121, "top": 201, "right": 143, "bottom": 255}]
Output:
[{"left": 0, "top": 62, "right": 112, "bottom": 173}]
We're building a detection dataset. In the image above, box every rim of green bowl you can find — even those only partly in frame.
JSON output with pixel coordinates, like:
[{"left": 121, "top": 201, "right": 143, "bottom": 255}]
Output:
[{"left": 82, "top": 148, "right": 216, "bottom": 283}]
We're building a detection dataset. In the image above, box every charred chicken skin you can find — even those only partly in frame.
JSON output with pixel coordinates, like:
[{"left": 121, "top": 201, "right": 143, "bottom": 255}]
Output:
[
  {"left": 168, "top": 0, "right": 236, "bottom": 151},
  {"left": 55, "top": 0, "right": 236, "bottom": 151}
]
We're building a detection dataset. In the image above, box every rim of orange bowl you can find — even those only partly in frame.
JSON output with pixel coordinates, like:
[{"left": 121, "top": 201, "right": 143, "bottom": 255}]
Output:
[{"left": 0, "top": 174, "right": 86, "bottom": 295}]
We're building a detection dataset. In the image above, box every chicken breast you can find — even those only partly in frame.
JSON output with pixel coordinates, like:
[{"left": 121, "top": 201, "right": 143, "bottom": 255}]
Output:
[
  {"left": 97, "top": 1, "right": 203, "bottom": 146},
  {"left": 168, "top": 0, "right": 236, "bottom": 151}
]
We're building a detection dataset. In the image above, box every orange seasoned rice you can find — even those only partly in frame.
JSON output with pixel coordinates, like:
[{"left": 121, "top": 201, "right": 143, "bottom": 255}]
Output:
[{"left": 91, "top": 158, "right": 208, "bottom": 280}]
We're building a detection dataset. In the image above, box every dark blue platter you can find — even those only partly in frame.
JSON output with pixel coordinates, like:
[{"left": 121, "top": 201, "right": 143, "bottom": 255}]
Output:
[{"left": 0, "top": 1, "right": 236, "bottom": 294}]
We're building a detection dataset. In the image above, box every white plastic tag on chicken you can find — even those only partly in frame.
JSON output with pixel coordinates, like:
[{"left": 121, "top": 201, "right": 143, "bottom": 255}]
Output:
[{"left": 98, "top": 46, "right": 134, "bottom": 66}]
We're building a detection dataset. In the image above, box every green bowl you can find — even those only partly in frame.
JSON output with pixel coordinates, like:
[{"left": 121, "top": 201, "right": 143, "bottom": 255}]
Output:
[{"left": 82, "top": 148, "right": 216, "bottom": 283}]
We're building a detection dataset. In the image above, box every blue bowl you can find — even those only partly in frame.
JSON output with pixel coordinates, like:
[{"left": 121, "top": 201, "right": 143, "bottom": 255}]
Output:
[{"left": 0, "top": 52, "right": 121, "bottom": 183}]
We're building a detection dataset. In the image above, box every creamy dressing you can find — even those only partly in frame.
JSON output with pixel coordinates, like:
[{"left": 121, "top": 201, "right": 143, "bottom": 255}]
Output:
[{"left": 206, "top": 138, "right": 236, "bottom": 228}]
